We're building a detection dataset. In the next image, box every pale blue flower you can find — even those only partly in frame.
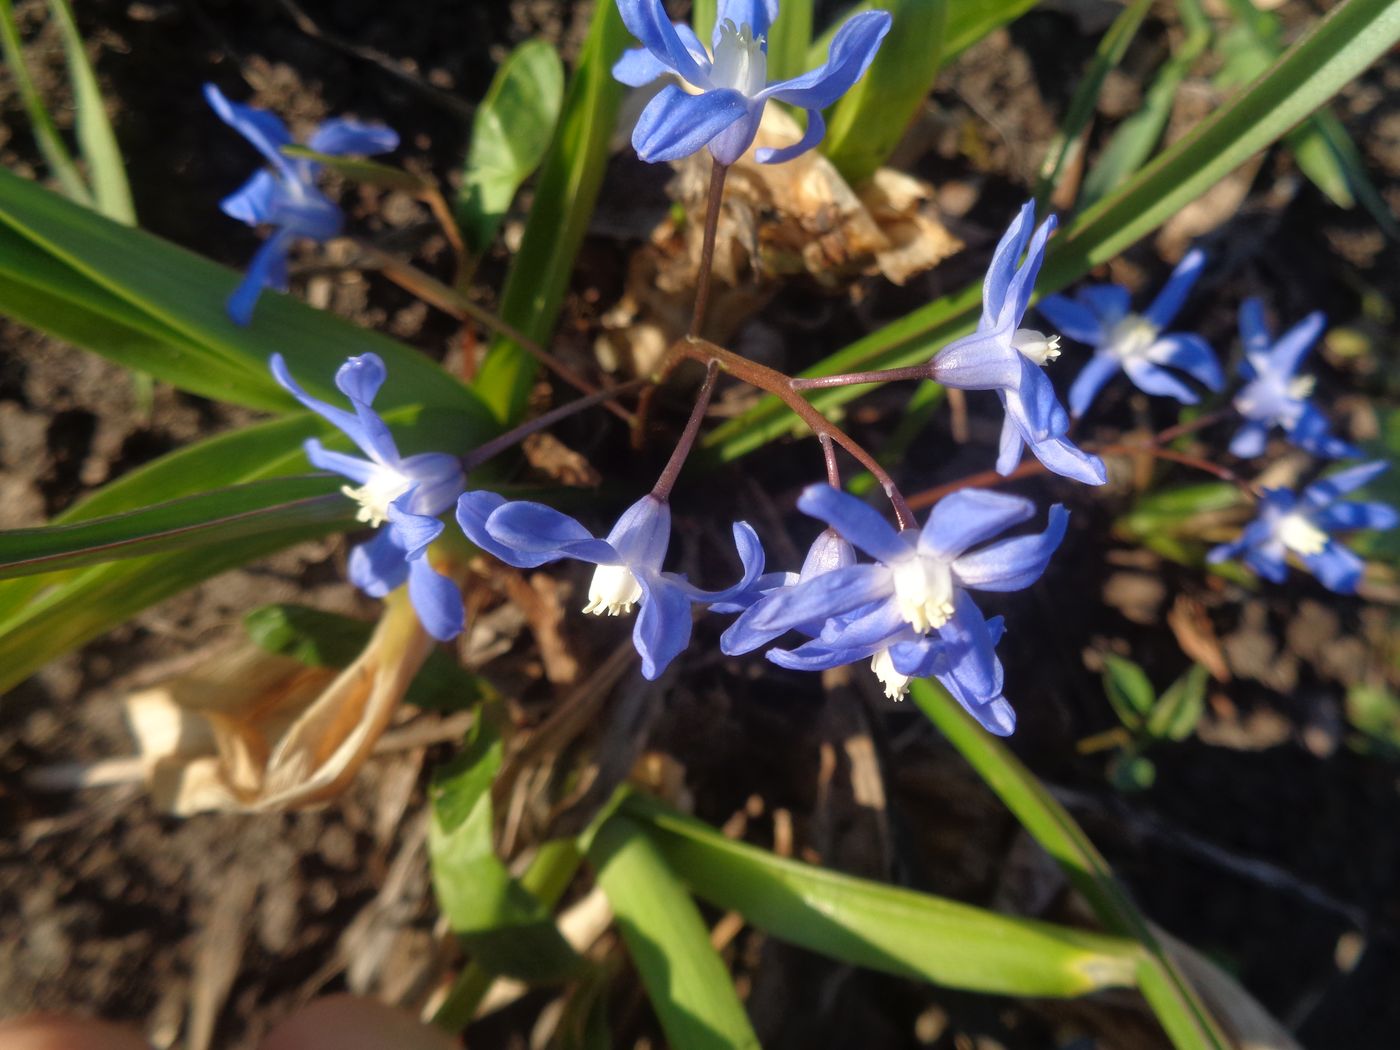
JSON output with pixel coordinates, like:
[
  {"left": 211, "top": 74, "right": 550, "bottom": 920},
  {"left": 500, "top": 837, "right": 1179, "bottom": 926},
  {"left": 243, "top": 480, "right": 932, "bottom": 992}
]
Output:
[
  {"left": 271, "top": 353, "right": 465, "bottom": 640},
  {"left": 613, "top": 0, "right": 891, "bottom": 165},
  {"left": 928, "top": 202, "right": 1106, "bottom": 486},
  {"left": 1207, "top": 461, "right": 1396, "bottom": 594},
  {"left": 456, "top": 490, "right": 766, "bottom": 679},
  {"left": 1228, "top": 299, "right": 1360, "bottom": 460},
  {"left": 206, "top": 84, "right": 398, "bottom": 325},
  {"left": 1037, "top": 248, "right": 1223, "bottom": 417}
]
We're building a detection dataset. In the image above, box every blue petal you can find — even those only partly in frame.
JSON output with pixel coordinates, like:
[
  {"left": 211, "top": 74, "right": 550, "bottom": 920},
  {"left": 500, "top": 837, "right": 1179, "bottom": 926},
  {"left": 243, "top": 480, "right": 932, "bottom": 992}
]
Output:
[
  {"left": 204, "top": 82, "right": 295, "bottom": 178},
  {"left": 1237, "top": 297, "right": 1273, "bottom": 358},
  {"left": 349, "top": 529, "right": 409, "bottom": 597},
  {"left": 633, "top": 84, "right": 751, "bottom": 163},
  {"left": 952, "top": 504, "right": 1068, "bottom": 591},
  {"left": 760, "top": 10, "right": 892, "bottom": 109},
  {"left": 1243, "top": 541, "right": 1289, "bottom": 584},
  {"left": 1267, "top": 311, "right": 1326, "bottom": 379},
  {"left": 307, "top": 118, "right": 398, "bottom": 156},
  {"left": 1302, "top": 543, "right": 1365, "bottom": 594},
  {"left": 617, "top": 0, "right": 713, "bottom": 86},
  {"left": 1228, "top": 420, "right": 1270, "bottom": 459},
  {"left": 220, "top": 169, "right": 280, "bottom": 226},
  {"left": 1078, "top": 284, "right": 1132, "bottom": 324},
  {"left": 1002, "top": 357, "right": 1068, "bottom": 443},
  {"left": 487, "top": 500, "right": 619, "bottom": 564},
  {"left": 267, "top": 186, "right": 343, "bottom": 241},
  {"left": 927, "top": 330, "right": 1022, "bottom": 392},
  {"left": 1302, "top": 461, "right": 1389, "bottom": 509},
  {"left": 996, "top": 213, "right": 1056, "bottom": 331},
  {"left": 706, "top": 105, "right": 766, "bottom": 165},
  {"left": 1149, "top": 333, "right": 1222, "bottom": 391},
  {"left": 333, "top": 354, "right": 402, "bottom": 465},
  {"left": 918, "top": 489, "right": 1035, "bottom": 562},
  {"left": 715, "top": 0, "right": 779, "bottom": 40},
  {"left": 457, "top": 490, "right": 576, "bottom": 569},
  {"left": 767, "top": 637, "right": 874, "bottom": 672},
  {"left": 269, "top": 352, "right": 370, "bottom": 450},
  {"left": 1122, "top": 357, "right": 1198, "bottom": 404},
  {"left": 995, "top": 411, "right": 1025, "bottom": 476},
  {"left": 817, "top": 598, "right": 905, "bottom": 651},
  {"left": 797, "top": 483, "right": 909, "bottom": 565},
  {"left": 755, "top": 107, "right": 825, "bottom": 164},
  {"left": 1142, "top": 247, "right": 1205, "bottom": 328},
  {"left": 1067, "top": 353, "right": 1122, "bottom": 418},
  {"left": 613, "top": 45, "right": 673, "bottom": 86},
  {"left": 605, "top": 495, "right": 671, "bottom": 573},
  {"left": 387, "top": 501, "right": 445, "bottom": 560},
  {"left": 1024, "top": 433, "right": 1107, "bottom": 486},
  {"left": 633, "top": 573, "right": 696, "bottom": 678},
  {"left": 1288, "top": 402, "right": 1360, "bottom": 460},
  {"left": 398, "top": 452, "right": 466, "bottom": 516},
  {"left": 304, "top": 438, "right": 375, "bottom": 484},
  {"left": 1316, "top": 500, "right": 1400, "bottom": 533},
  {"left": 1036, "top": 293, "right": 1103, "bottom": 346},
  {"left": 227, "top": 229, "right": 293, "bottom": 326},
  {"left": 407, "top": 555, "right": 465, "bottom": 640},
  {"left": 668, "top": 521, "right": 767, "bottom": 605},
  {"left": 979, "top": 201, "right": 1035, "bottom": 330},
  {"left": 1206, "top": 538, "right": 1246, "bottom": 566},
  {"left": 740, "top": 563, "right": 890, "bottom": 638}
]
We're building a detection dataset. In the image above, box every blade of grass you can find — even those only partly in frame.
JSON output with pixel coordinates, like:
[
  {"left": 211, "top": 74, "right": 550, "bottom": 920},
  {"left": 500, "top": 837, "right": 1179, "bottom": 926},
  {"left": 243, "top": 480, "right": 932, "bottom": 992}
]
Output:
[
  {"left": 588, "top": 813, "right": 762, "bottom": 1050},
  {"left": 910, "top": 681, "right": 1232, "bottom": 1050},
  {"left": 809, "top": 0, "right": 1036, "bottom": 68},
  {"left": 621, "top": 792, "right": 1142, "bottom": 998},
  {"left": 0, "top": 0, "right": 90, "bottom": 203},
  {"left": 766, "top": 0, "right": 813, "bottom": 83},
  {"left": 46, "top": 0, "right": 134, "bottom": 224},
  {"left": 692, "top": 0, "right": 717, "bottom": 45}
]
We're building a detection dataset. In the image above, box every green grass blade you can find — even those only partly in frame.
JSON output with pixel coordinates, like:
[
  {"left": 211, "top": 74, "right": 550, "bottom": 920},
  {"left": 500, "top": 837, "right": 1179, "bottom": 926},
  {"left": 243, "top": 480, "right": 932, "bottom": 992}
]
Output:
[
  {"left": 0, "top": 475, "right": 351, "bottom": 579},
  {"left": 588, "top": 813, "right": 762, "bottom": 1050},
  {"left": 809, "top": 0, "right": 1037, "bottom": 68},
  {"left": 621, "top": 792, "right": 1142, "bottom": 998},
  {"left": 1034, "top": 0, "right": 1154, "bottom": 207},
  {"left": 766, "top": 0, "right": 813, "bottom": 83},
  {"left": 692, "top": 0, "right": 717, "bottom": 44},
  {"left": 45, "top": 0, "right": 135, "bottom": 224},
  {"left": 706, "top": 0, "right": 1400, "bottom": 461},
  {"left": 458, "top": 39, "right": 565, "bottom": 256},
  {"left": 0, "top": 0, "right": 90, "bottom": 204},
  {"left": 822, "top": 0, "right": 946, "bottom": 186},
  {"left": 910, "top": 681, "right": 1232, "bottom": 1050},
  {"left": 474, "top": 1, "right": 629, "bottom": 423},
  {"left": 1080, "top": 0, "right": 1212, "bottom": 210}
]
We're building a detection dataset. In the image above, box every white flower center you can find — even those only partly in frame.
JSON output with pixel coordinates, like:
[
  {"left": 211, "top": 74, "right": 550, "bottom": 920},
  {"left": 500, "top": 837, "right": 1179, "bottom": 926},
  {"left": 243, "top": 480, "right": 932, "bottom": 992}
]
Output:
[
  {"left": 1105, "top": 314, "right": 1160, "bottom": 360},
  {"left": 1011, "top": 328, "right": 1061, "bottom": 366},
  {"left": 341, "top": 467, "right": 412, "bottom": 527},
  {"left": 892, "top": 555, "right": 954, "bottom": 633},
  {"left": 710, "top": 20, "right": 767, "bottom": 97},
  {"left": 1288, "top": 375, "right": 1317, "bottom": 401},
  {"left": 1277, "top": 513, "right": 1329, "bottom": 557},
  {"left": 583, "top": 564, "right": 644, "bottom": 616},
  {"left": 870, "top": 649, "right": 911, "bottom": 701}
]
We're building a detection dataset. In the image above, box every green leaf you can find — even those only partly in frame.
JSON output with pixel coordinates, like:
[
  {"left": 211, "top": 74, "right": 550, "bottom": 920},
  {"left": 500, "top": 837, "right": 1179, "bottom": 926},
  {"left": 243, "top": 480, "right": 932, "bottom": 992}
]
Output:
[
  {"left": 46, "top": 0, "right": 135, "bottom": 224},
  {"left": 458, "top": 39, "right": 565, "bottom": 256},
  {"left": 280, "top": 145, "right": 427, "bottom": 192},
  {"left": 620, "top": 792, "right": 1142, "bottom": 998},
  {"left": 1102, "top": 653, "right": 1157, "bottom": 730},
  {"left": 428, "top": 708, "right": 583, "bottom": 982},
  {"left": 809, "top": 0, "right": 1036, "bottom": 69},
  {"left": 766, "top": 0, "right": 813, "bottom": 83},
  {"left": 1109, "top": 753, "right": 1157, "bottom": 792},
  {"left": 0, "top": 166, "right": 489, "bottom": 420},
  {"left": 1148, "top": 664, "right": 1208, "bottom": 742},
  {"left": 707, "top": 0, "right": 1400, "bottom": 461},
  {"left": 692, "top": 0, "right": 717, "bottom": 44},
  {"left": 475, "top": 2, "right": 629, "bottom": 423},
  {"left": 822, "top": 0, "right": 946, "bottom": 185},
  {"left": 911, "top": 681, "right": 1233, "bottom": 1050},
  {"left": 588, "top": 812, "right": 762, "bottom": 1050},
  {"left": 0, "top": 0, "right": 90, "bottom": 204},
  {"left": 1346, "top": 682, "right": 1400, "bottom": 758},
  {"left": 244, "top": 603, "right": 491, "bottom": 713},
  {"left": 1034, "top": 0, "right": 1154, "bottom": 207},
  {"left": 0, "top": 475, "right": 350, "bottom": 579},
  {"left": 1115, "top": 482, "right": 1248, "bottom": 540}
]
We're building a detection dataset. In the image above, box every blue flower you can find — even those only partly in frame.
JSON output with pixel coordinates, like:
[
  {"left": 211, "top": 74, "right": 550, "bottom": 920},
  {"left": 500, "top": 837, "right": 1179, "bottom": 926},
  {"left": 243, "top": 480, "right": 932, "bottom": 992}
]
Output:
[
  {"left": 1227, "top": 299, "right": 1360, "bottom": 460},
  {"left": 205, "top": 84, "right": 398, "bottom": 326},
  {"left": 722, "top": 484, "right": 1067, "bottom": 734},
  {"left": 1207, "top": 461, "right": 1397, "bottom": 594},
  {"left": 1037, "top": 248, "right": 1223, "bottom": 417},
  {"left": 612, "top": 0, "right": 891, "bottom": 165},
  {"left": 456, "top": 491, "right": 766, "bottom": 679},
  {"left": 271, "top": 353, "right": 466, "bottom": 641},
  {"left": 927, "top": 202, "right": 1106, "bottom": 486}
]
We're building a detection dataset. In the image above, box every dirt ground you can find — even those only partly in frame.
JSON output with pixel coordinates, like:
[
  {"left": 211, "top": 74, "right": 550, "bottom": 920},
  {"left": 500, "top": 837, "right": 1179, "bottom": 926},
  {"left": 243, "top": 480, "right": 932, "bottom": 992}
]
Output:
[{"left": 3, "top": 1, "right": 1400, "bottom": 1048}]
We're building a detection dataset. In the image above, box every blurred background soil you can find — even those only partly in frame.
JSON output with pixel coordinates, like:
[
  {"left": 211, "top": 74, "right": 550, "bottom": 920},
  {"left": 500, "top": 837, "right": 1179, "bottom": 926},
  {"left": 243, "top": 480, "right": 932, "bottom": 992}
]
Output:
[{"left": 3, "top": 1, "right": 1400, "bottom": 1047}]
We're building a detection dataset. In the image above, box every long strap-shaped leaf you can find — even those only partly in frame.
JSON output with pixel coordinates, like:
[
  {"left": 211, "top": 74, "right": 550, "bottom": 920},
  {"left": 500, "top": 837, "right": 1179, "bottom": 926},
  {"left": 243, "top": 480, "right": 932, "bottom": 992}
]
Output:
[
  {"left": 911, "top": 682, "right": 1232, "bottom": 1050},
  {"left": 706, "top": 0, "right": 1400, "bottom": 460},
  {"left": 620, "top": 792, "right": 1142, "bottom": 999}
]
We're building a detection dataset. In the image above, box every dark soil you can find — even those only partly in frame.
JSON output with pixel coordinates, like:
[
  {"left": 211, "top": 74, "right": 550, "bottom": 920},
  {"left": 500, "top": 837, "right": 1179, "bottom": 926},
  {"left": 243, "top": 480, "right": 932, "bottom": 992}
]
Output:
[{"left": 3, "top": 1, "right": 1400, "bottom": 1048}]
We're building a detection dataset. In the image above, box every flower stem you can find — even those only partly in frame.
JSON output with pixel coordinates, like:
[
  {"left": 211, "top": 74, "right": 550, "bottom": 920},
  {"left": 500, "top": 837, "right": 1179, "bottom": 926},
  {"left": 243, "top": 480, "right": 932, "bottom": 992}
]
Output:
[
  {"left": 789, "top": 364, "right": 932, "bottom": 391},
  {"left": 461, "top": 377, "right": 650, "bottom": 473},
  {"left": 652, "top": 360, "right": 720, "bottom": 501},
  {"left": 820, "top": 434, "right": 841, "bottom": 488},
  {"left": 689, "top": 161, "right": 730, "bottom": 339},
  {"left": 1152, "top": 407, "right": 1232, "bottom": 446}
]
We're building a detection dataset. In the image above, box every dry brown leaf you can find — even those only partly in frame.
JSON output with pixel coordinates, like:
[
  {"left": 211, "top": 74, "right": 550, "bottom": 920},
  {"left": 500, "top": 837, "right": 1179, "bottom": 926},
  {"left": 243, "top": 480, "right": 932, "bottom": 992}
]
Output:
[{"left": 126, "top": 588, "right": 436, "bottom": 814}]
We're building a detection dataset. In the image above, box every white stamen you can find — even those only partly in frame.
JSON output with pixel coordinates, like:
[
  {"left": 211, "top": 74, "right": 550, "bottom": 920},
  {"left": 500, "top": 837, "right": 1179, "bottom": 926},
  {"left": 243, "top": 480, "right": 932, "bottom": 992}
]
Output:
[
  {"left": 1011, "top": 328, "right": 1061, "bottom": 366},
  {"left": 341, "top": 467, "right": 412, "bottom": 527},
  {"left": 891, "top": 556, "right": 954, "bottom": 633},
  {"left": 870, "top": 649, "right": 911, "bottom": 701},
  {"left": 1105, "top": 314, "right": 1160, "bottom": 361},
  {"left": 1277, "top": 513, "right": 1329, "bottom": 557},
  {"left": 1288, "top": 375, "right": 1317, "bottom": 400},
  {"left": 583, "top": 564, "right": 644, "bottom": 616},
  {"left": 710, "top": 19, "right": 767, "bottom": 97}
]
